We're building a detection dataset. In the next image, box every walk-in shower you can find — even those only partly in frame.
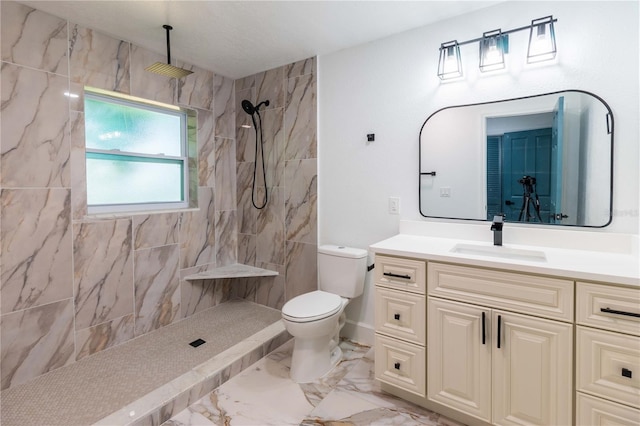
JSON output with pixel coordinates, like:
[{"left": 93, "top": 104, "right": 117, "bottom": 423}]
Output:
[{"left": 242, "top": 99, "right": 270, "bottom": 209}]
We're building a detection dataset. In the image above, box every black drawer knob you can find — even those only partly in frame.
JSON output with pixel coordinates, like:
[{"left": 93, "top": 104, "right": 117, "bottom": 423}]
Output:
[
  {"left": 394, "top": 362, "right": 401, "bottom": 370},
  {"left": 394, "top": 313, "right": 400, "bottom": 320},
  {"left": 622, "top": 368, "right": 633, "bottom": 379}
]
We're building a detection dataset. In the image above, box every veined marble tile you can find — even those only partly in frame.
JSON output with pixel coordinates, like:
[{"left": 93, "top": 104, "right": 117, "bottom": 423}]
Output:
[
  {"left": 175, "top": 61, "right": 213, "bottom": 111},
  {"left": 234, "top": 85, "right": 257, "bottom": 147},
  {"left": 134, "top": 243, "right": 181, "bottom": 336},
  {"left": 179, "top": 264, "right": 214, "bottom": 318},
  {"left": 285, "top": 73, "right": 317, "bottom": 160},
  {"left": 0, "top": 63, "right": 70, "bottom": 188},
  {"left": 236, "top": 162, "right": 257, "bottom": 235},
  {"left": 299, "top": 341, "right": 371, "bottom": 407},
  {"left": 286, "top": 57, "right": 316, "bottom": 79},
  {"left": 192, "top": 356, "right": 313, "bottom": 425},
  {"left": 235, "top": 121, "right": 254, "bottom": 163},
  {"left": 132, "top": 212, "right": 180, "bottom": 250},
  {"left": 235, "top": 75, "right": 255, "bottom": 92},
  {"left": 237, "top": 233, "right": 256, "bottom": 266},
  {"left": 69, "top": 111, "right": 87, "bottom": 220},
  {"left": 69, "top": 24, "right": 130, "bottom": 93},
  {"left": 1, "top": 188, "right": 72, "bottom": 313},
  {"left": 261, "top": 107, "right": 285, "bottom": 189},
  {"left": 230, "top": 277, "right": 257, "bottom": 302},
  {"left": 257, "top": 187, "right": 285, "bottom": 265},
  {"left": 1, "top": 2, "right": 68, "bottom": 75},
  {"left": 255, "top": 66, "right": 285, "bottom": 110},
  {"left": 214, "top": 137, "right": 237, "bottom": 211},
  {"left": 180, "top": 187, "right": 216, "bottom": 269},
  {"left": 255, "top": 262, "right": 285, "bottom": 310},
  {"left": 164, "top": 408, "right": 216, "bottom": 426},
  {"left": 213, "top": 74, "right": 235, "bottom": 138},
  {"left": 215, "top": 210, "right": 238, "bottom": 267},
  {"left": 285, "top": 241, "right": 317, "bottom": 301},
  {"left": 285, "top": 158, "right": 318, "bottom": 244},
  {"left": 75, "top": 313, "right": 134, "bottom": 360},
  {"left": 0, "top": 298, "right": 74, "bottom": 390},
  {"left": 197, "top": 108, "right": 215, "bottom": 187},
  {"left": 73, "top": 218, "right": 134, "bottom": 330},
  {"left": 187, "top": 115, "right": 199, "bottom": 209},
  {"left": 129, "top": 45, "right": 176, "bottom": 104}
]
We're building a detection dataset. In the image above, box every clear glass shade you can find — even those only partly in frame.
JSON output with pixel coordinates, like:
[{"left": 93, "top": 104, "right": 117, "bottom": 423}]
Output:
[
  {"left": 527, "top": 17, "right": 557, "bottom": 63},
  {"left": 437, "top": 41, "right": 463, "bottom": 80}
]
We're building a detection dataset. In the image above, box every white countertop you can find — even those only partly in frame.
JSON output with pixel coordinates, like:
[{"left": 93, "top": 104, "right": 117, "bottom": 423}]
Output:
[{"left": 370, "top": 233, "right": 640, "bottom": 287}]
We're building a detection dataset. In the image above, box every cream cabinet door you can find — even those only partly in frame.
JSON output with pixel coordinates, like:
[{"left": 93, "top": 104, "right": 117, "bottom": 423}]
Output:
[
  {"left": 427, "top": 297, "right": 492, "bottom": 423},
  {"left": 492, "top": 310, "right": 573, "bottom": 426}
]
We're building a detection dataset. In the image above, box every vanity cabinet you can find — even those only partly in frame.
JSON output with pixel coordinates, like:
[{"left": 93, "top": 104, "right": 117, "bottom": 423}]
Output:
[
  {"left": 575, "top": 281, "right": 640, "bottom": 424},
  {"left": 374, "top": 255, "right": 427, "bottom": 397},
  {"left": 427, "top": 262, "right": 573, "bottom": 425},
  {"left": 372, "top": 249, "right": 640, "bottom": 426}
]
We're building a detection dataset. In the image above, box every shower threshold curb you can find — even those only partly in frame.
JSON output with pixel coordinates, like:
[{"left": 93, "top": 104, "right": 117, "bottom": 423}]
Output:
[{"left": 94, "top": 320, "right": 289, "bottom": 426}]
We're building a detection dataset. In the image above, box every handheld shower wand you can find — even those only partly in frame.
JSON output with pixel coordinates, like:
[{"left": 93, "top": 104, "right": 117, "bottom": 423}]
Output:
[{"left": 241, "top": 99, "right": 270, "bottom": 209}]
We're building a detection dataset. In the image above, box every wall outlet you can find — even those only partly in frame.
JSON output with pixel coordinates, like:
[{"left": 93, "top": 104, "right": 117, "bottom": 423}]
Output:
[
  {"left": 389, "top": 197, "right": 400, "bottom": 214},
  {"left": 440, "top": 187, "right": 451, "bottom": 197}
]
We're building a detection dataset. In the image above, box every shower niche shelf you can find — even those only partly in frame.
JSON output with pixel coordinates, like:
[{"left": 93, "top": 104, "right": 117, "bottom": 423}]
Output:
[{"left": 184, "top": 263, "right": 279, "bottom": 281}]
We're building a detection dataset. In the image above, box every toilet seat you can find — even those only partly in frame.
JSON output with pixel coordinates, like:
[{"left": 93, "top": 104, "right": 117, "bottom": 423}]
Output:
[{"left": 282, "top": 291, "right": 342, "bottom": 323}]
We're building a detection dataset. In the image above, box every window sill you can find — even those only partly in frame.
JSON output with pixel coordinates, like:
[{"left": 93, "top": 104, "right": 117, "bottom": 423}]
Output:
[{"left": 84, "top": 207, "right": 200, "bottom": 220}]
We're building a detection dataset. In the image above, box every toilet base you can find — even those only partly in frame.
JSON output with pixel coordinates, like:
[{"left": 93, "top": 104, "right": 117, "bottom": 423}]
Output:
[{"left": 289, "top": 336, "right": 343, "bottom": 383}]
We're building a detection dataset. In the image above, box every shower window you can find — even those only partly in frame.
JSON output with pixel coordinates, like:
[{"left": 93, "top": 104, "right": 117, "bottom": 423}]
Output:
[{"left": 84, "top": 88, "right": 197, "bottom": 214}]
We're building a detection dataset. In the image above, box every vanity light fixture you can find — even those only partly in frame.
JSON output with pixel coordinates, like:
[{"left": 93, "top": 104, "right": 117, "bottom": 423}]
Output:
[
  {"left": 527, "top": 16, "right": 557, "bottom": 63},
  {"left": 437, "top": 40, "right": 463, "bottom": 80},
  {"left": 479, "top": 29, "right": 507, "bottom": 72},
  {"left": 437, "top": 15, "right": 557, "bottom": 80}
]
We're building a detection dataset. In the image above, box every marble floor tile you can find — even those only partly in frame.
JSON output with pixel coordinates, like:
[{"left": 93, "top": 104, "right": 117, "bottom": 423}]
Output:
[{"left": 168, "top": 339, "right": 462, "bottom": 426}]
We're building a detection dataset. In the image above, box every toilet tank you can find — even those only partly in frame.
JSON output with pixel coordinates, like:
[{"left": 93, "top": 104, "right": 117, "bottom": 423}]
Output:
[{"left": 318, "top": 245, "right": 368, "bottom": 298}]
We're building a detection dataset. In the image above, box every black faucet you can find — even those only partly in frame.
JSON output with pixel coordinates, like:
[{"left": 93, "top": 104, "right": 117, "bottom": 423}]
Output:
[{"left": 490, "top": 215, "right": 504, "bottom": 246}]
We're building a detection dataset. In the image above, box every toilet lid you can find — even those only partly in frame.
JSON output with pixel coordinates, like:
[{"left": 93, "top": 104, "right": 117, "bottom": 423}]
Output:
[{"left": 282, "top": 291, "right": 342, "bottom": 322}]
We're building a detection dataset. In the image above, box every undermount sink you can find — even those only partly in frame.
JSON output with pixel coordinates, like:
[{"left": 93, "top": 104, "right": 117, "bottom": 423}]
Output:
[{"left": 450, "top": 243, "right": 547, "bottom": 262}]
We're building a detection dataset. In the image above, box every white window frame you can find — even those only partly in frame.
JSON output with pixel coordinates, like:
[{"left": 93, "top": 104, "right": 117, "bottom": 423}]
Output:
[{"left": 84, "top": 88, "right": 194, "bottom": 215}]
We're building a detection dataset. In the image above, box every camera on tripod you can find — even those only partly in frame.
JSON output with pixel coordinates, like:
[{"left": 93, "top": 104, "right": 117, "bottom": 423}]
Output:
[
  {"left": 518, "top": 176, "right": 536, "bottom": 187},
  {"left": 517, "top": 175, "right": 543, "bottom": 222}
]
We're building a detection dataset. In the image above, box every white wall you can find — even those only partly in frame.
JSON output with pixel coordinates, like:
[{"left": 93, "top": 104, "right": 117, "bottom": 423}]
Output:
[{"left": 318, "top": 1, "right": 639, "bottom": 341}]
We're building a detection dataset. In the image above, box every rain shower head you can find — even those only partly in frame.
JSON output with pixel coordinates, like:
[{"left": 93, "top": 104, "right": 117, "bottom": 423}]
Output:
[
  {"left": 241, "top": 99, "right": 270, "bottom": 115},
  {"left": 145, "top": 25, "right": 193, "bottom": 79}
]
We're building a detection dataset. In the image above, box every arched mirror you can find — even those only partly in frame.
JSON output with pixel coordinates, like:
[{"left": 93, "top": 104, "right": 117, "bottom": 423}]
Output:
[{"left": 419, "top": 90, "right": 613, "bottom": 227}]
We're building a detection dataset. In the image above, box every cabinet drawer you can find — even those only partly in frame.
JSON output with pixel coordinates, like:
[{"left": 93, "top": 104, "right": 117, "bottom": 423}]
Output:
[
  {"left": 577, "top": 282, "right": 640, "bottom": 337},
  {"left": 577, "top": 326, "right": 640, "bottom": 408},
  {"left": 428, "top": 262, "right": 574, "bottom": 321},
  {"left": 577, "top": 393, "right": 640, "bottom": 426},
  {"left": 375, "top": 287, "right": 426, "bottom": 345},
  {"left": 374, "top": 334, "right": 426, "bottom": 397},
  {"left": 375, "top": 255, "right": 426, "bottom": 294}
]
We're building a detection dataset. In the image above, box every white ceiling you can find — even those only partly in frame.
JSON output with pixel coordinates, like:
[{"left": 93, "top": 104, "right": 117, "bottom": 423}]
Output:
[{"left": 21, "top": 1, "right": 501, "bottom": 79}]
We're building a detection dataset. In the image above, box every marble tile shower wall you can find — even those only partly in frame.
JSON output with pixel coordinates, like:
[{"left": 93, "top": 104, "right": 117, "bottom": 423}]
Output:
[
  {"left": 0, "top": 2, "right": 239, "bottom": 390},
  {"left": 234, "top": 59, "right": 318, "bottom": 310}
]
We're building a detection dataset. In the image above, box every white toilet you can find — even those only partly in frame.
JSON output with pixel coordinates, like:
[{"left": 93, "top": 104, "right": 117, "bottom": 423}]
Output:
[{"left": 281, "top": 244, "right": 368, "bottom": 383}]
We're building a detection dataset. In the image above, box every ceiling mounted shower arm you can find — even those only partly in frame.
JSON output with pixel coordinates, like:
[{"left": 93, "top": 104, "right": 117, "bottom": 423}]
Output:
[{"left": 163, "top": 24, "right": 173, "bottom": 65}]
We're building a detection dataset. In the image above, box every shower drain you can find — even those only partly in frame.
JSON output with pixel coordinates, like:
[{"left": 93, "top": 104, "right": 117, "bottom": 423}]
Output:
[{"left": 189, "top": 338, "right": 206, "bottom": 347}]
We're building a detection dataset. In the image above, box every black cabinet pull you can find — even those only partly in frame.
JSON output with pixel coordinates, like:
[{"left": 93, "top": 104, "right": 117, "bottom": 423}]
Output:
[
  {"left": 383, "top": 272, "right": 411, "bottom": 280},
  {"left": 622, "top": 368, "right": 633, "bottom": 379},
  {"left": 394, "top": 313, "right": 400, "bottom": 320},
  {"left": 482, "top": 312, "right": 486, "bottom": 345},
  {"left": 497, "top": 315, "right": 502, "bottom": 349},
  {"left": 600, "top": 307, "right": 640, "bottom": 318},
  {"left": 394, "top": 362, "right": 401, "bottom": 370}
]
